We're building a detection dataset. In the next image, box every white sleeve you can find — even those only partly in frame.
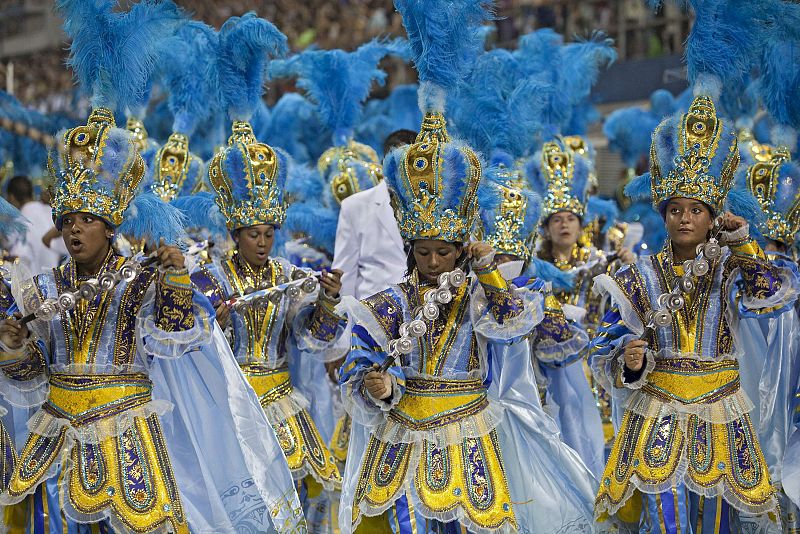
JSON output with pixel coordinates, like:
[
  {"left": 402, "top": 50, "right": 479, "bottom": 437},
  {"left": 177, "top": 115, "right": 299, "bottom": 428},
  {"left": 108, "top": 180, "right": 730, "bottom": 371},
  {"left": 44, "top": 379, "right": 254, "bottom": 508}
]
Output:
[{"left": 332, "top": 200, "right": 359, "bottom": 298}]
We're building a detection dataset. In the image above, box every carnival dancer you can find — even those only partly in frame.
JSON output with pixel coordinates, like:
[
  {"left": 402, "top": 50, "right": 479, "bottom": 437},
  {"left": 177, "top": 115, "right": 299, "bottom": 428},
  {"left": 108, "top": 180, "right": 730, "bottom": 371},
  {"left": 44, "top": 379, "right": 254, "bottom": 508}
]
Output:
[
  {"left": 739, "top": 142, "right": 800, "bottom": 532},
  {"left": 588, "top": 89, "right": 799, "bottom": 532},
  {"left": 184, "top": 13, "right": 349, "bottom": 530},
  {"left": 336, "top": 1, "right": 598, "bottom": 531},
  {"left": 0, "top": 3, "right": 306, "bottom": 532}
]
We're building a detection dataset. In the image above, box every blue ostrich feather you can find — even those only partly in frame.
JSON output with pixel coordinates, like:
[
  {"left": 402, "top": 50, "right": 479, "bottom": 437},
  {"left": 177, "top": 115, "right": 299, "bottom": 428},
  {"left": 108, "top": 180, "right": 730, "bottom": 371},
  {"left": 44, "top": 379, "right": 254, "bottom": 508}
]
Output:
[
  {"left": 451, "top": 49, "right": 550, "bottom": 158},
  {"left": 171, "top": 191, "right": 228, "bottom": 242},
  {"left": 603, "top": 106, "right": 660, "bottom": 167},
  {"left": 586, "top": 196, "right": 620, "bottom": 232},
  {"left": 119, "top": 191, "right": 187, "bottom": 245},
  {"left": 394, "top": 0, "right": 495, "bottom": 112},
  {"left": 0, "top": 196, "right": 29, "bottom": 245},
  {"left": 217, "top": 12, "right": 288, "bottom": 121},
  {"left": 649, "top": 89, "right": 677, "bottom": 118},
  {"left": 269, "top": 38, "right": 406, "bottom": 145},
  {"left": 161, "top": 21, "right": 219, "bottom": 136},
  {"left": 285, "top": 163, "right": 325, "bottom": 204},
  {"left": 527, "top": 257, "right": 575, "bottom": 291},
  {"left": 624, "top": 172, "right": 653, "bottom": 202},
  {"left": 284, "top": 200, "right": 338, "bottom": 254},
  {"left": 57, "top": 0, "right": 185, "bottom": 112},
  {"left": 725, "top": 186, "right": 767, "bottom": 228}
]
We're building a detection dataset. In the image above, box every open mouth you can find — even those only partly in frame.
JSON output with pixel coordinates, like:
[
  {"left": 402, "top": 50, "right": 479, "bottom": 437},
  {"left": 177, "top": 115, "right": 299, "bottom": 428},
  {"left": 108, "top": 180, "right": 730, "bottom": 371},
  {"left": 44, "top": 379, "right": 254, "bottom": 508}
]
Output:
[{"left": 70, "top": 237, "right": 83, "bottom": 250}]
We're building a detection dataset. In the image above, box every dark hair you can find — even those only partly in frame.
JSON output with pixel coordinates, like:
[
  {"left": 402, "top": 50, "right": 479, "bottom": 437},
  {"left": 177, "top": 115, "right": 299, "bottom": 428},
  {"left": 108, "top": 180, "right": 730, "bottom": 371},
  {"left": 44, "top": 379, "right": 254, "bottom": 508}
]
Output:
[
  {"left": 383, "top": 129, "right": 417, "bottom": 156},
  {"left": 537, "top": 212, "right": 583, "bottom": 263},
  {"left": 404, "top": 240, "right": 465, "bottom": 277},
  {"left": 7, "top": 175, "right": 32, "bottom": 202}
]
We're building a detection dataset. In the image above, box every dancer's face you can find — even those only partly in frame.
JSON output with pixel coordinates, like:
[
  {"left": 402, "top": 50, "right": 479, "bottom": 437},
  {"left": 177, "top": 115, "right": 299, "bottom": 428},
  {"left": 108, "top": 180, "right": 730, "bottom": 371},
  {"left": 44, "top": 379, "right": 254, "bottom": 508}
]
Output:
[
  {"left": 546, "top": 211, "right": 581, "bottom": 249},
  {"left": 664, "top": 197, "right": 714, "bottom": 250},
  {"left": 413, "top": 240, "right": 461, "bottom": 283},
  {"left": 235, "top": 224, "right": 275, "bottom": 269},
  {"left": 61, "top": 212, "right": 112, "bottom": 266}
]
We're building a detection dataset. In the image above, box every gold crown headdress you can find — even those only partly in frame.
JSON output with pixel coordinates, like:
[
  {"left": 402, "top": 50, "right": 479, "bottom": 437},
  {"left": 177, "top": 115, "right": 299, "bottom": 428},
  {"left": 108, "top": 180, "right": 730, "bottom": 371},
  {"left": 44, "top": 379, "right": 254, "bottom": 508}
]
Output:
[
  {"left": 49, "top": 108, "right": 145, "bottom": 228},
  {"left": 648, "top": 96, "right": 740, "bottom": 213}
]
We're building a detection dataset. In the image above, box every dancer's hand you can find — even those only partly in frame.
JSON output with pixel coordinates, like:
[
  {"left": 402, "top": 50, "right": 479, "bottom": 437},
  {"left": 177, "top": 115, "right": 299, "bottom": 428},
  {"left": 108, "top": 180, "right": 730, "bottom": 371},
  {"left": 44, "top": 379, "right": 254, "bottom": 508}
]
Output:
[
  {"left": 365, "top": 368, "right": 393, "bottom": 400},
  {"left": 623, "top": 339, "right": 648, "bottom": 372}
]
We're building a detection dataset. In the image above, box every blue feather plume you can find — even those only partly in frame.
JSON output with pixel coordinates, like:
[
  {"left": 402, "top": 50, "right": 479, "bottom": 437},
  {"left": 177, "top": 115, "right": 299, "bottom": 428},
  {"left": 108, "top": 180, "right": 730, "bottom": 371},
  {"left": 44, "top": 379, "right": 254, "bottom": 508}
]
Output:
[
  {"left": 450, "top": 48, "right": 551, "bottom": 158},
  {"left": 649, "top": 89, "right": 677, "bottom": 118},
  {"left": 217, "top": 12, "right": 288, "bottom": 121},
  {"left": 284, "top": 201, "right": 338, "bottom": 254},
  {"left": 57, "top": 0, "right": 184, "bottom": 112},
  {"left": 119, "top": 191, "right": 187, "bottom": 245},
  {"left": 262, "top": 93, "right": 327, "bottom": 164},
  {"left": 624, "top": 172, "right": 653, "bottom": 202},
  {"left": 586, "top": 196, "right": 620, "bottom": 232},
  {"left": 269, "top": 38, "right": 406, "bottom": 145},
  {"left": 0, "top": 196, "right": 29, "bottom": 245},
  {"left": 171, "top": 192, "right": 229, "bottom": 242},
  {"left": 760, "top": 40, "right": 800, "bottom": 145},
  {"left": 161, "top": 21, "right": 219, "bottom": 135},
  {"left": 527, "top": 257, "right": 575, "bottom": 291},
  {"left": 394, "top": 0, "right": 495, "bottom": 112},
  {"left": 725, "top": 187, "right": 767, "bottom": 229},
  {"left": 603, "top": 106, "right": 659, "bottom": 167},
  {"left": 284, "top": 163, "right": 325, "bottom": 204}
]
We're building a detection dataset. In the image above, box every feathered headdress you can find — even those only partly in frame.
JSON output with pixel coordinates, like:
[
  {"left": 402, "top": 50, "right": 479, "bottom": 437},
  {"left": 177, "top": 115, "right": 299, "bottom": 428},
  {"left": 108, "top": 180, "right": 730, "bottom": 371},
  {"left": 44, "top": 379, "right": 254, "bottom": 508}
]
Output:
[
  {"left": 384, "top": 0, "right": 493, "bottom": 243},
  {"left": 272, "top": 39, "right": 406, "bottom": 204},
  {"left": 206, "top": 12, "right": 290, "bottom": 231},
  {"left": 478, "top": 168, "right": 542, "bottom": 262},
  {"left": 524, "top": 138, "right": 592, "bottom": 220},
  {"left": 451, "top": 48, "right": 550, "bottom": 164},
  {"left": 51, "top": 0, "right": 187, "bottom": 245},
  {"left": 626, "top": 0, "right": 768, "bottom": 217},
  {"left": 145, "top": 21, "right": 218, "bottom": 202},
  {"left": 355, "top": 84, "right": 422, "bottom": 157}
]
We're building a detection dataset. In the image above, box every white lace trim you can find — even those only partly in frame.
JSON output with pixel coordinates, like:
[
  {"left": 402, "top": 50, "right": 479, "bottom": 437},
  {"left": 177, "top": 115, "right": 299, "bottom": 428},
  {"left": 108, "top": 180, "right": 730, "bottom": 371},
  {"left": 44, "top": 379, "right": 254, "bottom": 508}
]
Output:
[
  {"left": 25, "top": 399, "right": 173, "bottom": 445},
  {"left": 622, "top": 386, "right": 754, "bottom": 425},
  {"left": 535, "top": 328, "right": 589, "bottom": 364},
  {"left": 471, "top": 288, "right": 544, "bottom": 342},
  {"left": 260, "top": 387, "right": 310, "bottom": 426}
]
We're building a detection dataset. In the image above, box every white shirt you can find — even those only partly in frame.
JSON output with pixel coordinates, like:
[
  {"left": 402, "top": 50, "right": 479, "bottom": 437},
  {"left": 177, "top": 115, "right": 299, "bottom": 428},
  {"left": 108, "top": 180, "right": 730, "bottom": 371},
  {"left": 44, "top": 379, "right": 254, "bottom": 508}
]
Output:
[
  {"left": 10, "top": 201, "right": 66, "bottom": 275},
  {"left": 332, "top": 180, "right": 406, "bottom": 300}
]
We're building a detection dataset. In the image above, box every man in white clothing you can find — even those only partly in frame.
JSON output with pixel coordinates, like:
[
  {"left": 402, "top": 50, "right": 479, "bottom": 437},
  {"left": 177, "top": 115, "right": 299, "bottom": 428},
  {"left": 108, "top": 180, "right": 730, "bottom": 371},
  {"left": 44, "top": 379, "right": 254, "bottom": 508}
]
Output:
[
  {"left": 332, "top": 130, "right": 416, "bottom": 299},
  {"left": 7, "top": 176, "right": 67, "bottom": 275}
]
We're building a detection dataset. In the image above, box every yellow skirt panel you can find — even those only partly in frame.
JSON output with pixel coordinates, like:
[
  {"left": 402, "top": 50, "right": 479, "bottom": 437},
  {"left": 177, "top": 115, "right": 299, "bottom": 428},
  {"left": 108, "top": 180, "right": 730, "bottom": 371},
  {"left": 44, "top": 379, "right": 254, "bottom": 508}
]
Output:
[
  {"left": 597, "top": 410, "right": 775, "bottom": 516},
  {"left": 351, "top": 431, "right": 517, "bottom": 530}
]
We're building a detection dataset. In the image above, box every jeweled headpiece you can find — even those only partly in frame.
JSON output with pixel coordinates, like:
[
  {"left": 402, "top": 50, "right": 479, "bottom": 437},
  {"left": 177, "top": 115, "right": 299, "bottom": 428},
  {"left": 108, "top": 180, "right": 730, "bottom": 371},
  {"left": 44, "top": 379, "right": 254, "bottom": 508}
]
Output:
[
  {"left": 318, "top": 141, "right": 383, "bottom": 204},
  {"left": 208, "top": 13, "right": 288, "bottom": 231},
  {"left": 525, "top": 139, "right": 592, "bottom": 220},
  {"left": 147, "top": 21, "right": 217, "bottom": 203},
  {"left": 384, "top": 113, "right": 482, "bottom": 243},
  {"left": 649, "top": 95, "right": 740, "bottom": 214},
  {"left": 386, "top": 0, "right": 493, "bottom": 243},
  {"left": 208, "top": 122, "right": 289, "bottom": 230},
  {"left": 744, "top": 147, "right": 800, "bottom": 246},
  {"left": 479, "top": 174, "right": 541, "bottom": 261},
  {"left": 51, "top": 0, "right": 186, "bottom": 244},
  {"left": 49, "top": 108, "right": 145, "bottom": 228}
]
